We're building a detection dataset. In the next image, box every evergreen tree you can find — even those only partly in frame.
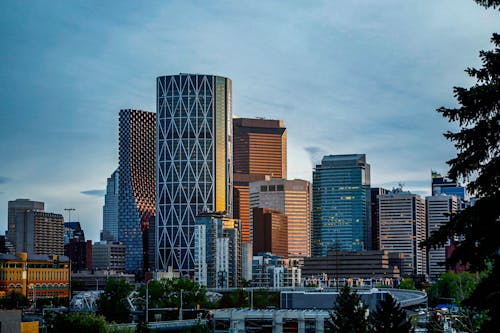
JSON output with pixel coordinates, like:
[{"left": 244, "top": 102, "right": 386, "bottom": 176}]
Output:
[
  {"left": 370, "top": 293, "right": 411, "bottom": 333},
  {"left": 329, "top": 284, "right": 369, "bottom": 333},
  {"left": 422, "top": 2, "right": 500, "bottom": 329}
]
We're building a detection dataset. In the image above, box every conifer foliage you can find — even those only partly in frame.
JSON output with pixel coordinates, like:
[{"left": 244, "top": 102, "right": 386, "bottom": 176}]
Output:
[
  {"left": 329, "top": 284, "right": 369, "bottom": 333},
  {"left": 371, "top": 293, "right": 411, "bottom": 333}
]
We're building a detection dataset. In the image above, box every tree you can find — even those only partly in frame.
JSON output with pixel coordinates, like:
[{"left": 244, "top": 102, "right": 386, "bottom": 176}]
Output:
[
  {"left": 370, "top": 293, "right": 411, "bottom": 333},
  {"left": 329, "top": 284, "right": 369, "bottom": 333},
  {"left": 96, "top": 278, "right": 134, "bottom": 323},
  {"left": 422, "top": 6, "right": 500, "bottom": 330},
  {"left": 44, "top": 312, "right": 109, "bottom": 333},
  {"left": 427, "top": 272, "right": 478, "bottom": 307},
  {"left": 398, "top": 278, "right": 416, "bottom": 290},
  {"left": 0, "top": 291, "right": 28, "bottom": 309}
]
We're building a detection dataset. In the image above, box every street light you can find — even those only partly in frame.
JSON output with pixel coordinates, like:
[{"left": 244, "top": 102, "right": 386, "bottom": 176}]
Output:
[{"left": 145, "top": 279, "right": 154, "bottom": 323}]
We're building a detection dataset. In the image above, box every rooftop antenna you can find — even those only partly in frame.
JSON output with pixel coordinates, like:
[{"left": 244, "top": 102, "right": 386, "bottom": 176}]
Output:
[{"left": 64, "top": 208, "right": 76, "bottom": 222}]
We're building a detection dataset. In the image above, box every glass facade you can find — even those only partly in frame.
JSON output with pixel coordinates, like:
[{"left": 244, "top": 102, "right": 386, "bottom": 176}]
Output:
[
  {"left": 311, "top": 154, "right": 371, "bottom": 255},
  {"left": 156, "top": 74, "right": 232, "bottom": 276}
]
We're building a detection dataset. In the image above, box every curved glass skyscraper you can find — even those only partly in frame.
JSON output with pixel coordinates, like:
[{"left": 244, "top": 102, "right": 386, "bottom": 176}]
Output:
[
  {"left": 156, "top": 74, "right": 232, "bottom": 276},
  {"left": 311, "top": 154, "right": 371, "bottom": 255}
]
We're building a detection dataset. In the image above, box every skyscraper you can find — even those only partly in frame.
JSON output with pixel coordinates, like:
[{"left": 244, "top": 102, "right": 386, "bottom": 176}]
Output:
[
  {"left": 118, "top": 109, "right": 156, "bottom": 274},
  {"left": 370, "top": 187, "right": 390, "bottom": 250},
  {"left": 252, "top": 208, "right": 288, "bottom": 258},
  {"left": 249, "top": 178, "right": 311, "bottom": 258},
  {"left": 311, "top": 154, "right": 371, "bottom": 256},
  {"left": 233, "top": 118, "right": 287, "bottom": 244},
  {"left": 102, "top": 170, "right": 119, "bottom": 241},
  {"left": 426, "top": 195, "right": 458, "bottom": 280},
  {"left": 379, "top": 189, "right": 427, "bottom": 277},
  {"left": 7, "top": 199, "right": 44, "bottom": 248},
  {"left": 156, "top": 74, "right": 232, "bottom": 276},
  {"left": 431, "top": 171, "right": 466, "bottom": 200}
]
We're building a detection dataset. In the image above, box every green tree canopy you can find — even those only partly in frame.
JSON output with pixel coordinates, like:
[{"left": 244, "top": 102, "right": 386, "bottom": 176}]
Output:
[
  {"left": 44, "top": 312, "right": 109, "bottom": 333},
  {"left": 139, "top": 277, "right": 209, "bottom": 309},
  {"left": 329, "top": 285, "right": 369, "bottom": 333},
  {"left": 370, "top": 293, "right": 411, "bottom": 333},
  {"left": 96, "top": 278, "right": 134, "bottom": 323},
  {"left": 0, "top": 291, "right": 28, "bottom": 309}
]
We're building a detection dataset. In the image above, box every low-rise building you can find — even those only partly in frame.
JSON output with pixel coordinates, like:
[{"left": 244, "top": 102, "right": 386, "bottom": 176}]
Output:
[
  {"left": 92, "top": 241, "right": 125, "bottom": 273},
  {"left": 252, "top": 252, "right": 301, "bottom": 288},
  {"left": 0, "top": 252, "right": 70, "bottom": 301}
]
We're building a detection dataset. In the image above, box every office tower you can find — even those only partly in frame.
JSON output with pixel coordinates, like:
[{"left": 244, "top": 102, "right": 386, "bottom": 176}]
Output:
[
  {"left": 233, "top": 118, "right": 287, "bottom": 245},
  {"left": 102, "top": 169, "right": 119, "bottom": 241},
  {"left": 156, "top": 74, "right": 232, "bottom": 276},
  {"left": 64, "top": 239, "right": 92, "bottom": 272},
  {"left": 250, "top": 178, "right": 311, "bottom": 258},
  {"left": 118, "top": 109, "right": 156, "bottom": 273},
  {"left": 431, "top": 171, "right": 466, "bottom": 201},
  {"left": 194, "top": 213, "right": 241, "bottom": 288},
  {"left": 92, "top": 241, "right": 126, "bottom": 273},
  {"left": 7, "top": 199, "right": 44, "bottom": 248},
  {"left": 15, "top": 211, "right": 64, "bottom": 256},
  {"left": 426, "top": 195, "right": 458, "bottom": 280},
  {"left": 379, "top": 189, "right": 427, "bottom": 277},
  {"left": 311, "top": 154, "right": 371, "bottom": 255},
  {"left": 252, "top": 208, "right": 288, "bottom": 258},
  {"left": 371, "top": 187, "right": 390, "bottom": 250}
]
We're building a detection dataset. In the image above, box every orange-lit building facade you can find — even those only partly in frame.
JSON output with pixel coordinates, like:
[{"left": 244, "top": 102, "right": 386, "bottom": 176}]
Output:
[
  {"left": 233, "top": 118, "right": 287, "bottom": 244},
  {"left": 252, "top": 208, "right": 288, "bottom": 258},
  {"left": 0, "top": 253, "right": 71, "bottom": 301}
]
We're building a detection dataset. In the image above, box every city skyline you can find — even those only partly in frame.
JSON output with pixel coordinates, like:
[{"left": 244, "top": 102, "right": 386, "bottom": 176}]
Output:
[{"left": 1, "top": 1, "right": 499, "bottom": 242}]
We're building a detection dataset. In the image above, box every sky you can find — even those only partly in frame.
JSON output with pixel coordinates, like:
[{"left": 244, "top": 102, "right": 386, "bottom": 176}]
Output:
[{"left": 0, "top": 0, "right": 498, "bottom": 242}]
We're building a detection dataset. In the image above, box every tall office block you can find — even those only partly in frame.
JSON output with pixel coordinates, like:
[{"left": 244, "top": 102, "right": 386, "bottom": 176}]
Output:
[
  {"left": 311, "top": 154, "right": 371, "bottom": 255},
  {"left": 426, "top": 195, "right": 458, "bottom": 280},
  {"left": 118, "top": 109, "right": 156, "bottom": 273},
  {"left": 371, "top": 187, "right": 390, "bottom": 250},
  {"left": 157, "top": 74, "right": 232, "bottom": 276},
  {"left": 252, "top": 208, "right": 288, "bottom": 258},
  {"left": 379, "top": 190, "right": 427, "bottom": 277},
  {"left": 233, "top": 118, "right": 287, "bottom": 244},
  {"left": 14, "top": 211, "right": 64, "bottom": 256},
  {"left": 431, "top": 171, "right": 466, "bottom": 201},
  {"left": 250, "top": 178, "right": 311, "bottom": 258},
  {"left": 102, "top": 170, "right": 119, "bottom": 241},
  {"left": 194, "top": 213, "right": 241, "bottom": 288},
  {"left": 7, "top": 199, "right": 44, "bottom": 247}
]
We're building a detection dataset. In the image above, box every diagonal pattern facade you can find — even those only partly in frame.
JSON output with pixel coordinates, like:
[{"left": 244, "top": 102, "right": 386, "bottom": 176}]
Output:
[{"left": 156, "top": 74, "right": 232, "bottom": 276}]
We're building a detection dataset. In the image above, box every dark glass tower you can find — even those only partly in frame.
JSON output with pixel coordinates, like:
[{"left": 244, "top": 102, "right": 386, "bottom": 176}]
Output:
[
  {"left": 156, "top": 74, "right": 232, "bottom": 276},
  {"left": 118, "top": 109, "right": 156, "bottom": 274},
  {"left": 311, "top": 154, "right": 371, "bottom": 255}
]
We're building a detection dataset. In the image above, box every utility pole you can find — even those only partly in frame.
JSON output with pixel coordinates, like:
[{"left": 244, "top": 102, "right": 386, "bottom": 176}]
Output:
[{"left": 64, "top": 208, "right": 76, "bottom": 222}]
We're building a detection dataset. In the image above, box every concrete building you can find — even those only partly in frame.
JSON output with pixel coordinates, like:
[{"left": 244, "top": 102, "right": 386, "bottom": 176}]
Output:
[
  {"left": 9, "top": 202, "right": 64, "bottom": 256},
  {"left": 252, "top": 252, "right": 301, "bottom": 288},
  {"left": 379, "top": 189, "right": 427, "bottom": 277},
  {"left": 92, "top": 241, "right": 126, "bottom": 273},
  {"left": 0, "top": 253, "right": 70, "bottom": 301},
  {"left": 71, "top": 270, "right": 134, "bottom": 291},
  {"left": 301, "top": 250, "right": 401, "bottom": 285},
  {"left": 118, "top": 109, "right": 156, "bottom": 274},
  {"left": 194, "top": 213, "right": 242, "bottom": 288},
  {"left": 250, "top": 178, "right": 311, "bottom": 258},
  {"left": 426, "top": 195, "right": 459, "bottom": 280},
  {"left": 102, "top": 169, "right": 119, "bottom": 241},
  {"left": 371, "top": 187, "right": 390, "bottom": 250},
  {"left": 252, "top": 208, "right": 288, "bottom": 258},
  {"left": 157, "top": 74, "right": 232, "bottom": 276},
  {"left": 7, "top": 199, "right": 44, "bottom": 249},
  {"left": 233, "top": 118, "right": 287, "bottom": 247},
  {"left": 312, "top": 154, "right": 371, "bottom": 255}
]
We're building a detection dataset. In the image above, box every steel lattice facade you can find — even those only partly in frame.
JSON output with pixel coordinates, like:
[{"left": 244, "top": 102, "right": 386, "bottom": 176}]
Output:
[
  {"left": 118, "top": 109, "right": 156, "bottom": 274},
  {"left": 156, "top": 74, "right": 232, "bottom": 276}
]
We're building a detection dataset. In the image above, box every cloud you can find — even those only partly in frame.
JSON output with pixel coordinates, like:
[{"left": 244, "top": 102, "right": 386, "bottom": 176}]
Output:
[
  {"left": 0, "top": 176, "right": 10, "bottom": 184},
  {"left": 80, "top": 189, "right": 105, "bottom": 197},
  {"left": 304, "top": 146, "right": 327, "bottom": 166}
]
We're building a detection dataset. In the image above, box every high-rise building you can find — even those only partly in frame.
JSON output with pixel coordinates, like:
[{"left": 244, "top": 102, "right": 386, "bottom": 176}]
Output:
[
  {"left": 194, "top": 213, "right": 242, "bottom": 288},
  {"left": 431, "top": 171, "right": 466, "bottom": 201},
  {"left": 370, "top": 187, "right": 390, "bottom": 250},
  {"left": 156, "top": 74, "right": 232, "bottom": 276},
  {"left": 426, "top": 195, "right": 458, "bottom": 280},
  {"left": 233, "top": 118, "right": 287, "bottom": 245},
  {"left": 379, "top": 189, "right": 427, "bottom": 277},
  {"left": 64, "top": 239, "right": 92, "bottom": 272},
  {"left": 118, "top": 109, "right": 156, "bottom": 274},
  {"left": 249, "top": 178, "right": 311, "bottom": 258},
  {"left": 252, "top": 208, "right": 288, "bottom": 258},
  {"left": 103, "top": 170, "right": 119, "bottom": 241},
  {"left": 7, "top": 199, "right": 44, "bottom": 248},
  {"left": 311, "top": 154, "right": 371, "bottom": 255},
  {"left": 64, "top": 222, "right": 85, "bottom": 243},
  {"left": 92, "top": 241, "right": 126, "bottom": 273}
]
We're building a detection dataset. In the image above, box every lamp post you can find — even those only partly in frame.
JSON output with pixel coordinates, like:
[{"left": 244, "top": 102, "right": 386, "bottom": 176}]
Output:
[{"left": 179, "top": 289, "right": 183, "bottom": 320}]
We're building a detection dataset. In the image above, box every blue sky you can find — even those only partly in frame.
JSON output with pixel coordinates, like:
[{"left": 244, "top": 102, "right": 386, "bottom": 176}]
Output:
[{"left": 0, "top": 0, "right": 498, "bottom": 242}]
